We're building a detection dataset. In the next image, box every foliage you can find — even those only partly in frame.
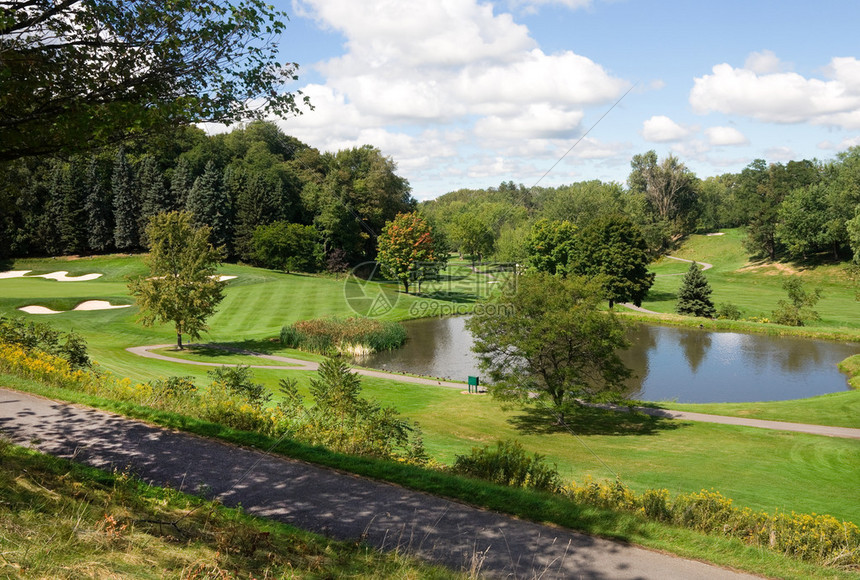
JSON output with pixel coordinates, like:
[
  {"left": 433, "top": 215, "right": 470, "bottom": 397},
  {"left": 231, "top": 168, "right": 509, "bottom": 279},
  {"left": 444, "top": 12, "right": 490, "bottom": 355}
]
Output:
[
  {"left": 276, "top": 359, "right": 424, "bottom": 461},
  {"left": 451, "top": 440, "right": 561, "bottom": 493},
  {"left": 252, "top": 221, "right": 322, "bottom": 273},
  {"left": 563, "top": 477, "right": 860, "bottom": 568},
  {"left": 675, "top": 262, "right": 716, "bottom": 318},
  {"left": 450, "top": 212, "right": 496, "bottom": 264},
  {"left": 0, "top": 0, "right": 307, "bottom": 162},
  {"left": 376, "top": 211, "right": 442, "bottom": 293},
  {"left": 207, "top": 365, "right": 270, "bottom": 408},
  {"left": 128, "top": 211, "right": 225, "bottom": 348},
  {"left": 848, "top": 207, "right": 860, "bottom": 264},
  {"left": 280, "top": 317, "right": 406, "bottom": 356},
  {"left": 524, "top": 218, "right": 577, "bottom": 275},
  {"left": 628, "top": 151, "right": 700, "bottom": 238},
  {"left": 570, "top": 214, "right": 655, "bottom": 307},
  {"left": 111, "top": 148, "right": 139, "bottom": 251},
  {"left": 467, "top": 272, "right": 631, "bottom": 422},
  {"left": 716, "top": 302, "right": 744, "bottom": 321},
  {"left": 772, "top": 277, "right": 823, "bottom": 327},
  {"left": 186, "top": 160, "right": 233, "bottom": 251},
  {"left": 0, "top": 316, "right": 89, "bottom": 368}
]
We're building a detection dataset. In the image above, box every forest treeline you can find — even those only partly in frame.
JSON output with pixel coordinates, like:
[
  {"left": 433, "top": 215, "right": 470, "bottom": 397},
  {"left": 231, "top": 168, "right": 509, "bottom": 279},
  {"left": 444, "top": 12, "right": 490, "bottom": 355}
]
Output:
[
  {"left": 422, "top": 148, "right": 860, "bottom": 266},
  {"left": 0, "top": 122, "right": 414, "bottom": 266},
  {"left": 3, "top": 118, "right": 860, "bottom": 268}
]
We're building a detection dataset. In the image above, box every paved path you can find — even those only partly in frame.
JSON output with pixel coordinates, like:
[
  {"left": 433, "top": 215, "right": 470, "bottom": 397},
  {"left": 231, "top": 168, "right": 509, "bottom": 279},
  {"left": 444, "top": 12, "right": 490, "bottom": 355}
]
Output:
[
  {"left": 597, "top": 403, "right": 860, "bottom": 440},
  {"left": 0, "top": 387, "right": 760, "bottom": 580},
  {"left": 129, "top": 345, "right": 860, "bottom": 439},
  {"left": 127, "top": 344, "right": 468, "bottom": 390}
]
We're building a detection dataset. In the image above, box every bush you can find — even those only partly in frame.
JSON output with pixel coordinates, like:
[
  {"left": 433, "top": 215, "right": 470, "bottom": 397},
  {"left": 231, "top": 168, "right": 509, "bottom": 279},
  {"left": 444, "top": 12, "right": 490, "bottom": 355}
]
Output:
[
  {"left": 0, "top": 316, "right": 90, "bottom": 368},
  {"left": 280, "top": 317, "right": 406, "bottom": 356},
  {"left": 452, "top": 440, "right": 561, "bottom": 493},
  {"left": 716, "top": 302, "right": 743, "bottom": 320},
  {"left": 207, "top": 365, "right": 270, "bottom": 408}
]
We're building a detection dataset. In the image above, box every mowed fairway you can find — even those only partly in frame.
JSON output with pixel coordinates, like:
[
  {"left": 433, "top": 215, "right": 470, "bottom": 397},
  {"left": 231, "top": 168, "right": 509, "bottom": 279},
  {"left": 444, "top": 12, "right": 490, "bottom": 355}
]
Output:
[{"left": 1, "top": 253, "right": 859, "bottom": 525}]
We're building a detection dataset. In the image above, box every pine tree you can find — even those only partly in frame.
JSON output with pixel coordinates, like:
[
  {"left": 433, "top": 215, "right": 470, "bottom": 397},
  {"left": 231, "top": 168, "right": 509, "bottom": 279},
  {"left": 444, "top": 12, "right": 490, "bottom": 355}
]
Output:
[
  {"left": 676, "top": 261, "right": 716, "bottom": 318},
  {"left": 57, "top": 158, "right": 88, "bottom": 254},
  {"left": 139, "top": 156, "right": 171, "bottom": 221},
  {"left": 186, "top": 160, "right": 232, "bottom": 251},
  {"left": 234, "top": 170, "right": 284, "bottom": 261},
  {"left": 170, "top": 157, "right": 194, "bottom": 211},
  {"left": 112, "top": 148, "right": 140, "bottom": 250},
  {"left": 84, "top": 156, "right": 114, "bottom": 253}
]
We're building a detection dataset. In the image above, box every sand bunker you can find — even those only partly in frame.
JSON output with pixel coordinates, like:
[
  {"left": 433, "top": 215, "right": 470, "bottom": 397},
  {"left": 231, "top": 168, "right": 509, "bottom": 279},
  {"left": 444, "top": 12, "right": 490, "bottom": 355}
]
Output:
[
  {"left": 0, "top": 270, "right": 32, "bottom": 279},
  {"left": 18, "top": 300, "right": 131, "bottom": 315},
  {"left": 216, "top": 275, "right": 237, "bottom": 281},
  {"left": 0, "top": 270, "right": 102, "bottom": 281}
]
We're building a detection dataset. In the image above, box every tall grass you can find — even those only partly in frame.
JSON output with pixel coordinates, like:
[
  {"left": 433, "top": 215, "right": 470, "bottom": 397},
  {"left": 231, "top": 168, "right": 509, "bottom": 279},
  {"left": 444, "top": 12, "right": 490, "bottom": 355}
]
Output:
[{"left": 280, "top": 316, "right": 407, "bottom": 355}]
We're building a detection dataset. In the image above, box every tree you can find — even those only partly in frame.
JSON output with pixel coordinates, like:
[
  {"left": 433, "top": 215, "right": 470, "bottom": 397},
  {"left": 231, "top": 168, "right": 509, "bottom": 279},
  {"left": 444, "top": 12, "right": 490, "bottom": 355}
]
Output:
[
  {"left": 252, "top": 221, "right": 322, "bottom": 273},
  {"left": 84, "top": 156, "right": 114, "bottom": 253},
  {"left": 186, "top": 161, "right": 232, "bottom": 251},
  {"left": 628, "top": 151, "right": 699, "bottom": 237},
  {"left": 112, "top": 148, "right": 139, "bottom": 251},
  {"left": 467, "top": 272, "right": 631, "bottom": 424},
  {"left": 128, "top": 211, "right": 225, "bottom": 349},
  {"left": 451, "top": 212, "right": 495, "bottom": 265},
  {"left": 0, "top": 0, "right": 308, "bottom": 162},
  {"left": 848, "top": 206, "right": 860, "bottom": 264},
  {"left": 772, "top": 277, "right": 822, "bottom": 327},
  {"left": 675, "top": 262, "right": 716, "bottom": 318},
  {"left": 570, "top": 215, "right": 655, "bottom": 307},
  {"left": 376, "top": 211, "right": 440, "bottom": 293},
  {"left": 524, "top": 219, "right": 577, "bottom": 276}
]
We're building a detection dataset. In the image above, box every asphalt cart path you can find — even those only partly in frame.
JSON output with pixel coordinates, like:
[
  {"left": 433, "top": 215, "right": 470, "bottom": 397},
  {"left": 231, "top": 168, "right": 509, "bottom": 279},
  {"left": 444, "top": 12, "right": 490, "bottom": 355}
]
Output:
[{"left": 0, "top": 387, "right": 760, "bottom": 580}]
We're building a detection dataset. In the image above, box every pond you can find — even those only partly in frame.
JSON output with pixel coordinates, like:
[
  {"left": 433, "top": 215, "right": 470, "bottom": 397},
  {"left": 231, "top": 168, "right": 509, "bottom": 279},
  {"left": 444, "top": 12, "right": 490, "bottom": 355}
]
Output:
[{"left": 356, "top": 317, "right": 859, "bottom": 403}]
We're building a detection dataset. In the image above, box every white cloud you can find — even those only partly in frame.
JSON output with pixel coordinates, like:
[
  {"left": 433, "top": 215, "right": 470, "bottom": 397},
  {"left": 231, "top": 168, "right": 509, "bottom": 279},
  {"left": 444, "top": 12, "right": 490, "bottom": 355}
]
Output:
[
  {"left": 285, "top": 0, "right": 631, "bottom": 194},
  {"left": 641, "top": 115, "right": 691, "bottom": 142},
  {"left": 764, "top": 146, "right": 796, "bottom": 161},
  {"left": 818, "top": 136, "right": 860, "bottom": 150},
  {"left": 690, "top": 54, "right": 860, "bottom": 128},
  {"left": 705, "top": 126, "right": 749, "bottom": 146},
  {"left": 744, "top": 50, "right": 791, "bottom": 74}
]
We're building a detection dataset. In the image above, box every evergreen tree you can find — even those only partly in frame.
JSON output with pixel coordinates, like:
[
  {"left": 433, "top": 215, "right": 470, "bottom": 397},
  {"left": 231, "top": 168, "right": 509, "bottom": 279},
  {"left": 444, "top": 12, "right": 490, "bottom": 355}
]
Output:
[
  {"left": 186, "top": 160, "right": 232, "bottom": 251},
  {"left": 112, "top": 148, "right": 140, "bottom": 250},
  {"left": 170, "top": 157, "right": 194, "bottom": 211},
  {"left": 84, "top": 156, "right": 114, "bottom": 253},
  {"left": 138, "top": 156, "right": 171, "bottom": 226},
  {"left": 676, "top": 261, "right": 716, "bottom": 318},
  {"left": 57, "top": 158, "right": 88, "bottom": 254},
  {"left": 234, "top": 170, "right": 285, "bottom": 261}
]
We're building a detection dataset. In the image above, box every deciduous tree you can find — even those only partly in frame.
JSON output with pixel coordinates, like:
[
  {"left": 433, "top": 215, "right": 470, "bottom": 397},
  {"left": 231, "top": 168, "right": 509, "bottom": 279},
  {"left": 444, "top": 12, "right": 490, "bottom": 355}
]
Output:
[
  {"left": 128, "top": 211, "right": 225, "bottom": 349},
  {"left": 0, "top": 0, "right": 308, "bottom": 162},
  {"left": 524, "top": 219, "right": 577, "bottom": 276},
  {"left": 467, "top": 272, "right": 631, "bottom": 424},
  {"left": 570, "top": 215, "right": 655, "bottom": 307},
  {"left": 376, "top": 211, "right": 440, "bottom": 293}
]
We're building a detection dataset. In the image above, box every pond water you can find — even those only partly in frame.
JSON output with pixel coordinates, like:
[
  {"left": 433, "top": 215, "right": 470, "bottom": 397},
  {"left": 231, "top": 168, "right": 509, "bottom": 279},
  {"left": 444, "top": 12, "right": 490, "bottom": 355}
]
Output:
[{"left": 356, "top": 317, "right": 859, "bottom": 403}]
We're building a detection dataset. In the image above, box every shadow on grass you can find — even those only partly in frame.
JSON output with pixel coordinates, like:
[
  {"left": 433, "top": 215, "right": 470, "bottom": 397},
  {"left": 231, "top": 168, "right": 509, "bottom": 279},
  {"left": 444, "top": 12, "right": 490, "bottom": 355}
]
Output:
[
  {"left": 509, "top": 404, "right": 685, "bottom": 436},
  {"left": 198, "top": 338, "right": 284, "bottom": 356},
  {"left": 416, "top": 290, "right": 479, "bottom": 303},
  {"left": 643, "top": 289, "right": 676, "bottom": 303}
]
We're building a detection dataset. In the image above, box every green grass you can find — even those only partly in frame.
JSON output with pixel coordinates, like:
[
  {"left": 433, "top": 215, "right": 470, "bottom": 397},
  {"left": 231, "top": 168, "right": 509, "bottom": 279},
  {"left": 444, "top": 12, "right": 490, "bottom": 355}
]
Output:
[
  {"left": 643, "top": 228, "right": 860, "bottom": 331},
  {"left": 3, "top": 251, "right": 860, "bottom": 575},
  {"left": 2, "top": 375, "right": 856, "bottom": 580},
  {"left": 0, "top": 437, "right": 460, "bottom": 579}
]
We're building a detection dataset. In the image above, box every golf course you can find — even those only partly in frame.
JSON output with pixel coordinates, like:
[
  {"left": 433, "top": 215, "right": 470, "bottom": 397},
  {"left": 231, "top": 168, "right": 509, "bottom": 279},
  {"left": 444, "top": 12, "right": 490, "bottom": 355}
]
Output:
[{"left": 1, "top": 229, "right": 858, "bottom": 534}]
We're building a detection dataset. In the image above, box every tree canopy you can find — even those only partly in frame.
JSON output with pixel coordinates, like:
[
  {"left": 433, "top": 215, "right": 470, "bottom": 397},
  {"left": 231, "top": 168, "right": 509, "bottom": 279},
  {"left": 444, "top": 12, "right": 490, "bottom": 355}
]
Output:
[
  {"left": 467, "top": 272, "right": 631, "bottom": 423},
  {"left": 0, "top": 0, "right": 309, "bottom": 161},
  {"left": 128, "top": 211, "right": 225, "bottom": 348},
  {"left": 376, "top": 211, "right": 442, "bottom": 293}
]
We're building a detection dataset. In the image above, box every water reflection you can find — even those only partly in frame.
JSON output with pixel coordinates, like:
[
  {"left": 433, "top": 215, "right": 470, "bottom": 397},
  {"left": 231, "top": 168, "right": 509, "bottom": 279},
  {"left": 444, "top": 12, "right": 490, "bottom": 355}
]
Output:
[{"left": 356, "top": 317, "right": 859, "bottom": 403}]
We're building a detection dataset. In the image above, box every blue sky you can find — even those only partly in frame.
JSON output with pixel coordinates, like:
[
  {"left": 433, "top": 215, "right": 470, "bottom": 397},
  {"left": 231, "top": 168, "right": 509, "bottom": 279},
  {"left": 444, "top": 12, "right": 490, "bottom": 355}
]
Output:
[{"left": 249, "top": 0, "right": 860, "bottom": 200}]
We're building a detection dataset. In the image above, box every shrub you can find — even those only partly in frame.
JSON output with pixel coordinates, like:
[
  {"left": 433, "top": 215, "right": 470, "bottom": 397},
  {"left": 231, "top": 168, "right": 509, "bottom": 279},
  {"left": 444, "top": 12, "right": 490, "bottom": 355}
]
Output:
[
  {"left": 452, "top": 440, "right": 561, "bottom": 493},
  {"left": 0, "top": 316, "right": 90, "bottom": 368},
  {"left": 207, "top": 365, "right": 270, "bottom": 408},
  {"left": 279, "top": 317, "right": 406, "bottom": 356},
  {"left": 716, "top": 302, "right": 743, "bottom": 320}
]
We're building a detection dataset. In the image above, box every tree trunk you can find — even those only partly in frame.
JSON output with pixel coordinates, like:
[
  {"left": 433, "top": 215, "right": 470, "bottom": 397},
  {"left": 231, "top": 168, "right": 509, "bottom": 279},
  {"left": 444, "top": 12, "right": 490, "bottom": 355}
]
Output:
[
  {"left": 403, "top": 279, "right": 409, "bottom": 294},
  {"left": 177, "top": 332, "right": 183, "bottom": 350}
]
